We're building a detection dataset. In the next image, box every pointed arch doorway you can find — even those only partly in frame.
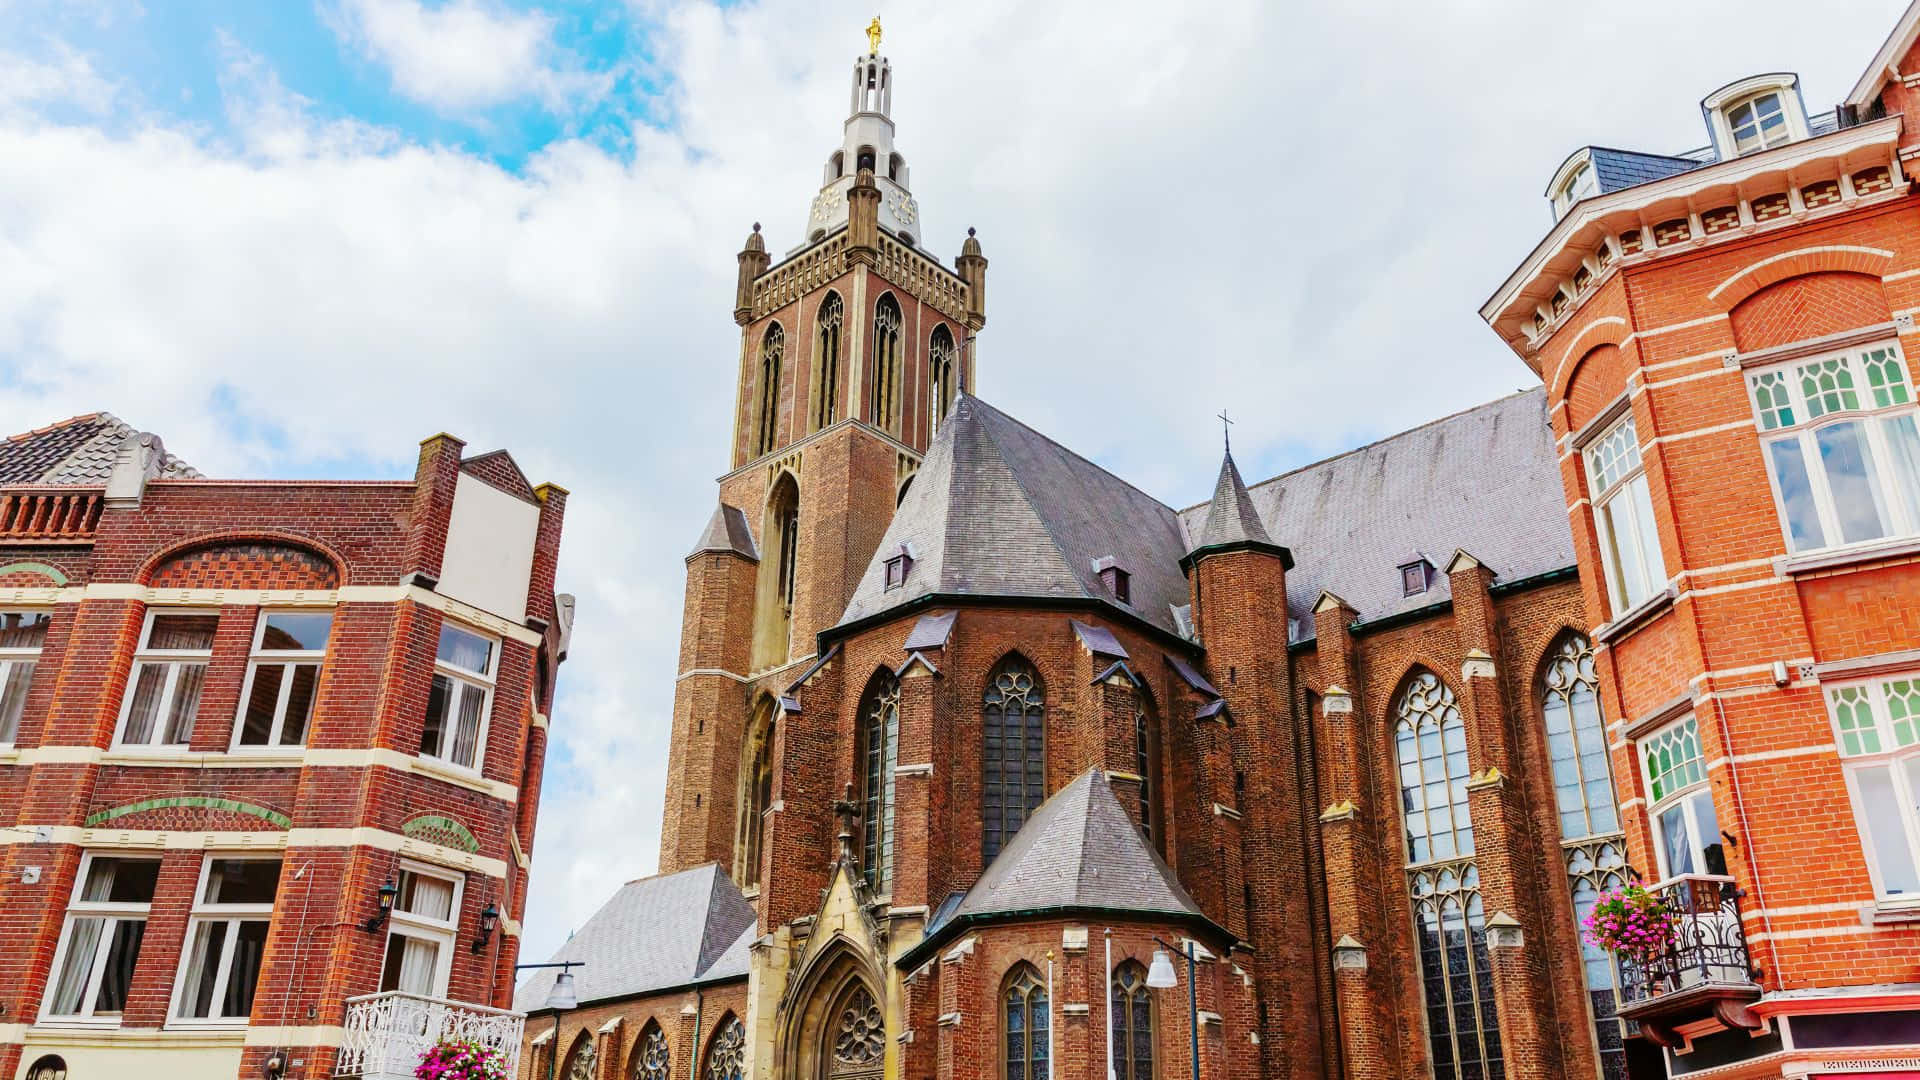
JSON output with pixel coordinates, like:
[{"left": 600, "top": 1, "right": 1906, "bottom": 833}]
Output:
[{"left": 778, "top": 944, "right": 887, "bottom": 1080}]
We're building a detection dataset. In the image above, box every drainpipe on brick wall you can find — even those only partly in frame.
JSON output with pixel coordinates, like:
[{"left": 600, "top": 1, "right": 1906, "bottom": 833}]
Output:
[{"left": 1708, "top": 692, "right": 1783, "bottom": 982}]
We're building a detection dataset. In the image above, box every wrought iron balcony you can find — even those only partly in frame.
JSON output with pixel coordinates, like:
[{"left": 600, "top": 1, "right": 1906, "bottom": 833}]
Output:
[
  {"left": 336, "top": 991, "right": 524, "bottom": 1079},
  {"left": 1616, "top": 874, "right": 1762, "bottom": 1045}
]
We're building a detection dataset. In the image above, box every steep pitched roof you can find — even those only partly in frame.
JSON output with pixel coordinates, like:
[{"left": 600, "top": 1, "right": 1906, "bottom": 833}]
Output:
[
  {"left": 1180, "top": 388, "right": 1573, "bottom": 634},
  {"left": 512, "top": 864, "right": 756, "bottom": 1012},
  {"left": 838, "top": 395, "right": 1191, "bottom": 636},
  {"left": 1190, "top": 449, "right": 1272, "bottom": 551},
  {"left": 689, "top": 504, "right": 759, "bottom": 560},
  {"left": 947, "top": 767, "right": 1207, "bottom": 926},
  {"left": 0, "top": 413, "right": 199, "bottom": 485}
]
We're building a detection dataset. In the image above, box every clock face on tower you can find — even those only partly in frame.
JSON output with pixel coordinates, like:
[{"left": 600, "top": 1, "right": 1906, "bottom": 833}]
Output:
[
  {"left": 811, "top": 191, "right": 837, "bottom": 226},
  {"left": 887, "top": 190, "right": 918, "bottom": 226}
]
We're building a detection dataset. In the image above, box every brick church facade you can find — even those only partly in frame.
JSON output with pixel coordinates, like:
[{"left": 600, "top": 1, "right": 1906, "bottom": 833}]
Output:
[{"left": 522, "top": 9, "right": 1920, "bottom": 1080}]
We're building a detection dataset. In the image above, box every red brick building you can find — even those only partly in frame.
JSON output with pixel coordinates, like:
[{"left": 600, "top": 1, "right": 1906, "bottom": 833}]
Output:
[
  {"left": 1480, "top": 4, "right": 1920, "bottom": 1077},
  {"left": 515, "top": 29, "right": 1656, "bottom": 1080},
  {"left": 0, "top": 414, "right": 571, "bottom": 1080}
]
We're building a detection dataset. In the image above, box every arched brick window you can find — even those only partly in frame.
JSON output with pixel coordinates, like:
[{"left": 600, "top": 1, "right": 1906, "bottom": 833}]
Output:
[
  {"left": 983, "top": 656, "right": 1044, "bottom": 860},
  {"left": 928, "top": 324, "right": 956, "bottom": 433},
  {"left": 859, "top": 670, "right": 901, "bottom": 893},
  {"left": 812, "top": 292, "right": 844, "bottom": 433},
  {"left": 1003, "top": 963, "right": 1050, "bottom": 1080},
  {"left": 1109, "top": 960, "right": 1154, "bottom": 1080},
  {"left": 705, "top": 1014, "right": 745, "bottom": 1080},
  {"left": 631, "top": 1020, "right": 670, "bottom": 1080},
  {"left": 871, "top": 295, "right": 903, "bottom": 434},
  {"left": 754, "top": 323, "right": 784, "bottom": 457},
  {"left": 562, "top": 1031, "right": 596, "bottom": 1080},
  {"left": 734, "top": 699, "right": 776, "bottom": 888}
]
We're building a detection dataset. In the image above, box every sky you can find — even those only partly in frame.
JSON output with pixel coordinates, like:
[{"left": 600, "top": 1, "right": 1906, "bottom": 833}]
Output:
[{"left": 0, "top": 0, "right": 1907, "bottom": 969}]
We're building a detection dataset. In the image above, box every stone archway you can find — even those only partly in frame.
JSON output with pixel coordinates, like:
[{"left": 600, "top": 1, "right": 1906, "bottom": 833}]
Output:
[{"left": 777, "top": 940, "right": 888, "bottom": 1080}]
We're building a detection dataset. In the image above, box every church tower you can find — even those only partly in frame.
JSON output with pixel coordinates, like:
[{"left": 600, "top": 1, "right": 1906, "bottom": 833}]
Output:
[{"left": 661, "top": 24, "right": 988, "bottom": 878}]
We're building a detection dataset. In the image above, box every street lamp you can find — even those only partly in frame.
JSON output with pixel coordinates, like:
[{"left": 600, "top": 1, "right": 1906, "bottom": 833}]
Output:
[
  {"left": 516, "top": 960, "right": 583, "bottom": 1080},
  {"left": 1147, "top": 937, "right": 1200, "bottom": 1080}
]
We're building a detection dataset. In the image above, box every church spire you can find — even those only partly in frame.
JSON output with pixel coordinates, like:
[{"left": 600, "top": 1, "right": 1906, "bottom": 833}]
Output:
[
  {"left": 1182, "top": 442, "right": 1292, "bottom": 572},
  {"left": 800, "top": 22, "right": 924, "bottom": 250}
]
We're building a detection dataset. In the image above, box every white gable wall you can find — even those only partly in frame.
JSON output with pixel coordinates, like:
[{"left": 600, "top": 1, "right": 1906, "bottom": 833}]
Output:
[{"left": 438, "top": 472, "right": 539, "bottom": 623}]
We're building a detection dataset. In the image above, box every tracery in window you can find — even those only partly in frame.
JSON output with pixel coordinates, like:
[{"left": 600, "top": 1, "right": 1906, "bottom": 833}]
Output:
[
  {"left": 871, "top": 296, "right": 903, "bottom": 435},
  {"left": 812, "top": 292, "right": 844, "bottom": 433},
  {"left": 1395, "top": 671, "right": 1474, "bottom": 863},
  {"left": 755, "top": 323, "right": 784, "bottom": 457},
  {"left": 983, "top": 657, "right": 1045, "bottom": 861},
  {"left": 829, "top": 983, "right": 884, "bottom": 1076},
  {"left": 632, "top": 1022, "right": 670, "bottom": 1080},
  {"left": 1542, "top": 635, "right": 1618, "bottom": 839},
  {"left": 562, "top": 1034, "right": 596, "bottom": 1080},
  {"left": 1409, "top": 862, "right": 1503, "bottom": 1080},
  {"left": 1003, "top": 964, "right": 1051, "bottom": 1080},
  {"left": 1133, "top": 697, "right": 1158, "bottom": 841},
  {"left": 734, "top": 700, "right": 775, "bottom": 888},
  {"left": 706, "top": 1014, "right": 745, "bottom": 1080},
  {"left": 1568, "top": 840, "right": 1630, "bottom": 1080},
  {"left": 860, "top": 671, "right": 901, "bottom": 893},
  {"left": 752, "top": 472, "right": 801, "bottom": 670},
  {"left": 1109, "top": 961, "right": 1154, "bottom": 1080},
  {"left": 928, "top": 324, "right": 956, "bottom": 433}
]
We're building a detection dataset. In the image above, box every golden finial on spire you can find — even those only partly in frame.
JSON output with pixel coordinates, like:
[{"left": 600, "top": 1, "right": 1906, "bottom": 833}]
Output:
[{"left": 866, "top": 15, "right": 882, "bottom": 56}]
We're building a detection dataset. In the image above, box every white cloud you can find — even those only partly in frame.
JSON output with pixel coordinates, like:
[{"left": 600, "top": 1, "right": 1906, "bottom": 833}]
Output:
[
  {"left": 0, "top": 0, "right": 1904, "bottom": 972},
  {"left": 326, "top": 0, "right": 607, "bottom": 111},
  {"left": 0, "top": 39, "right": 116, "bottom": 117}
]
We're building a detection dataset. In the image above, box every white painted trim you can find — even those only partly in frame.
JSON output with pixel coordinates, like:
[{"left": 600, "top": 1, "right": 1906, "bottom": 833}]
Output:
[
  {"left": 244, "top": 1024, "right": 347, "bottom": 1046},
  {"left": 2, "top": 745, "right": 518, "bottom": 801},
  {"left": 677, "top": 668, "right": 751, "bottom": 683},
  {"left": 1707, "top": 245, "right": 1897, "bottom": 302},
  {"left": 11, "top": 583, "right": 545, "bottom": 645},
  {"left": 1847, "top": 0, "right": 1920, "bottom": 107},
  {"left": 0, "top": 826, "right": 508, "bottom": 878}
]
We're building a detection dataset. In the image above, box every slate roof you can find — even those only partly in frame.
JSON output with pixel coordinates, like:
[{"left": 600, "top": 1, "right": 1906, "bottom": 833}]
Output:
[
  {"left": 941, "top": 768, "right": 1207, "bottom": 928},
  {"left": 838, "top": 395, "right": 1192, "bottom": 636},
  {"left": 512, "top": 864, "right": 756, "bottom": 1012},
  {"left": 1590, "top": 147, "right": 1702, "bottom": 193},
  {"left": 0, "top": 413, "right": 198, "bottom": 485},
  {"left": 1188, "top": 450, "right": 1272, "bottom": 552},
  {"left": 1179, "top": 388, "right": 1574, "bottom": 635},
  {"left": 689, "top": 503, "right": 759, "bottom": 560}
]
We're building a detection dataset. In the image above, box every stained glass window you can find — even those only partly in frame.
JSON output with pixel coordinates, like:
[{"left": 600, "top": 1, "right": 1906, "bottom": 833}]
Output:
[
  {"left": 705, "top": 1015, "right": 744, "bottom": 1080},
  {"left": 1395, "top": 672, "right": 1474, "bottom": 864},
  {"left": 861, "top": 673, "right": 900, "bottom": 893},
  {"left": 632, "top": 1023, "right": 669, "bottom": 1080},
  {"left": 1409, "top": 863, "right": 1503, "bottom": 1080},
  {"left": 983, "top": 659, "right": 1045, "bottom": 860},
  {"left": 1004, "top": 965, "right": 1050, "bottom": 1080},
  {"left": 1110, "top": 961, "right": 1153, "bottom": 1080}
]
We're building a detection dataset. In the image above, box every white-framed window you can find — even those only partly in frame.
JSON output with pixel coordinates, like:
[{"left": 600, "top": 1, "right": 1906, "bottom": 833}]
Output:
[
  {"left": 378, "top": 863, "right": 463, "bottom": 998},
  {"left": 116, "top": 610, "right": 219, "bottom": 748},
  {"left": 1554, "top": 161, "right": 1599, "bottom": 218},
  {"left": 421, "top": 622, "right": 495, "bottom": 771},
  {"left": 0, "top": 611, "right": 50, "bottom": 744},
  {"left": 43, "top": 853, "right": 161, "bottom": 1023},
  {"left": 1725, "top": 91, "right": 1792, "bottom": 155},
  {"left": 233, "top": 611, "right": 331, "bottom": 749},
  {"left": 1826, "top": 677, "right": 1920, "bottom": 904},
  {"left": 1641, "top": 715, "right": 1726, "bottom": 879},
  {"left": 1746, "top": 342, "right": 1920, "bottom": 554},
  {"left": 1584, "top": 415, "right": 1666, "bottom": 615},
  {"left": 171, "top": 856, "right": 280, "bottom": 1023}
]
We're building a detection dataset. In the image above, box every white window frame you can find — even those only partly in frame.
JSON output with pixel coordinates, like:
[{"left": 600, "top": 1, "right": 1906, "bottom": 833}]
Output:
[
  {"left": 1583, "top": 415, "right": 1667, "bottom": 617},
  {"left": 1641, "top": 715, "right": 1720, "bottom": 880},
  {"left": 1824, "top": 675, "right": 1920, "bottom": 907},
  {"left": 169, "top": 855, "right": 280, "bottom": 1026},
  {"left": 231, "top": 610, "right": 332, "bottom": 751},
  {"left": 0, "top": 609, "right": 49, "bottom": 745},
  {"left": 1703, "top": 76, "right": 1809, "bottom": 158},
  {"left": 1724, "top": 91, "right": 1794, "bottom": 155},
  {"left": 420, "top": 622, "right": 497, "bottom": 773},
  {"left": 1746, "top": 341, "right": 1920, "bottom": 555},
  {"left": 379, "top": 862, "right": 464, "bottom": 999},
  {"left": 114, "top": 608, "right": 219, "bottom": 750},
  {"left": 41, "top": 852, "right": 161, "bottom": 1026},
  {"left": 1553, "top": 161, "right": 1599, "bottom": 217}
]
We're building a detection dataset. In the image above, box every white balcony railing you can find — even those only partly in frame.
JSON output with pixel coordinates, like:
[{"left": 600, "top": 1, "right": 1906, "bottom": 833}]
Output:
[{"left": 336, "top": 991, "right": 525, "bottom": 1079}]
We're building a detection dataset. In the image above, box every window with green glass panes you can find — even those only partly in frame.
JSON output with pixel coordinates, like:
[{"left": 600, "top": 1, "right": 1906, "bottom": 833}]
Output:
[{"left": 1642, "top": 716, "right": 1705, "bottom": 803}]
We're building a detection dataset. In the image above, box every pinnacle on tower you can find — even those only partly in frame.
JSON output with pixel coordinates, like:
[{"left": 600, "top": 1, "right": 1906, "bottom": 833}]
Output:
[
  {"left": 1182, "top": 444, "right": 1292, "bottom": 571},
  {"left": 798, "top": 20, "right": 924, "bottom": 251}
]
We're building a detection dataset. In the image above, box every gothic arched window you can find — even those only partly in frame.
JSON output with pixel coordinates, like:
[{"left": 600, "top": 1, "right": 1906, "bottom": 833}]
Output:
[
  {"left": 1134, "top": 696, "right": 1158, "bottom": 841},
  {"left": 1568, "top": 840, "right": 1629, "bottom": 1080},
  {"left": 734, "top": 700, "right": 775, "bottom": 887},
  {"left": 1542, "top": 634, "right": 1618, "bottom": 839},
  {"left": 860, "top": 671, "right": 901, "bottom": 893},
  {"left": 562, "top": 1033, "right": 596, "bottom": 1080},
  {"left": 871, "top": 295, "right": 903, "bottom": 435},
  {"left": 632, "top": 1021, "right": 670, "bottom": 1080},
  {"left": 812, "top": 292, "right": 844, "bottom": 433},
  {"left": 983, "top": 658, "right": 1045, "bottom": 861},
  {"left": 706, "top": 1014, "right": 745, "bottom": 1080},
  {"left": 1110, "top": 961, "right": 1154, "bottom": 1080},
  {"left": 1397, "top": 671, "right": 1502, "bottom": 1080},
  {"left": 752, "top": 472, "right": 801, "bottom": 670},
  {"left": 1003, "top": 964, "right": 1051, "bottom": 1080},
  {"left": 755, "top": 323, "right": 784, "bottom": 457},
  {"left": 1395, "top": 671, "right": 1474, "bottom": 863},
  {"left": 928, "top": 324, "right": 956, "bottom": 433},
  {"left": 828, "top": 982, "right": 884, "bottom": 1075}
]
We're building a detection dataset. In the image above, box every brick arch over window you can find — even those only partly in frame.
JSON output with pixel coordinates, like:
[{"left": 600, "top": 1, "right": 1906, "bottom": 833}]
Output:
[
  {"left": 981, "top": 652, "right": 1045, "bottom": 861},
  {"left": 139, "top": 531, "right": 344, "bottom": 589},
  {"left": 1708, "top": 246, "right": 1894, "bottom": 312},
  {"left": 560, "top": 1030, "right": 596, "bottom": 1080},
  {"left": 1564, "top": 343, "right": 1632, "bottom": 433},
  {"left": 628, "top": 1017, "right": 671, "bottom": 1080},
  {"left": 1550, "top": 315, "right": 1630, "bottom": 402},
  {"left": 1729, "top": 270, "right": 1894, "bottom": 353}
]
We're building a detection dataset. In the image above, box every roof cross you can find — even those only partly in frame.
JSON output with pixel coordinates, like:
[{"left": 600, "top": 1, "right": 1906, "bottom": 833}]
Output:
[{"left": 1218, "top": 409, "right": 1234, "bottom": 452}]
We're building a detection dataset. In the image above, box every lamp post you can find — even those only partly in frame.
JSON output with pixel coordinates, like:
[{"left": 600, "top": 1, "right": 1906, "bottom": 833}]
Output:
[
  {"left": 1145, "top": 937, "right": 1200, "bottom": 1080},
  {"left": 516, "top": 960, "right": 582, "bottom": 1080}
]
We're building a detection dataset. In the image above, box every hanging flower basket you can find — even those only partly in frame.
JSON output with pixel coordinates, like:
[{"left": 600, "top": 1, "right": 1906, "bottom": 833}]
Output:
[
  {"left": 416, "top": 1038, "right": 512, "bottom": 1080},
  {"left": 1582, "top": 880, "right": 1675, "bottom": 964}
]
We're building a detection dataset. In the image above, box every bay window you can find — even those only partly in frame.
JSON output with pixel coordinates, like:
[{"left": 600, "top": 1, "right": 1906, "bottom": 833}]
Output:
[
  {"left": 1641, "top": 716, "right": 1726, "bottom": 879},
  {"left": 378, "top": 864, "right": 463, "bottom": 998},
  {"left": 421, "top": 622, "right": 495, "bottom": 771},
  {"left": 173, "top": 857, "right": 280, "bottom": 1022},
  {"left": 1585, "top": 415, "right": 1666, "bottom": 615},
  {"left": 0, "top": 611, "right": 49, "bottom": 743},
  {"left": 1827, "top": 677, "right": 1920, "bottom": 905},
  {"left": 44, "top": 854, "right": 160, "bottom": 1022},
  {"left": 117, "top": 611, "right": 218, "bottom": 747},
  {"left": 235, "top": 612, "right": 331, "bottom": 749},
  {"left": 1748, "top": 343, "right": 1920, "bottom": 554}
]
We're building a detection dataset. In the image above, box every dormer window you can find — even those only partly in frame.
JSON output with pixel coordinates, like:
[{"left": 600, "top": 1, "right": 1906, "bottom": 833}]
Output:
[
  {"left": 884, "top": 548, "right": 913, "bottom": 590},
  {"left": 1092, "top": 556, "right": 1131, "bottom": 604},
  {"left": 1552, "top": 161, "right": 1598, "bottom": 218},
  {"left": 1727, "top": 92, "right": 1789, "bottom": 154},
  {"left": 1400, "top": 559, "right": 1433, "bottom": 597}
]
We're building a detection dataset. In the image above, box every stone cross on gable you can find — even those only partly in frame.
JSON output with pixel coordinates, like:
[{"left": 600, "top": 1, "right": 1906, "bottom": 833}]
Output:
[{"left": 832, "top": 782, "right": 862, "bottom": 868}]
